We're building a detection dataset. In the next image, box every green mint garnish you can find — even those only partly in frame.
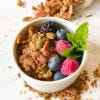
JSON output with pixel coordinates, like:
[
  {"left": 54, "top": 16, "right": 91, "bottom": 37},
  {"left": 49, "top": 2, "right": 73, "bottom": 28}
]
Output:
[{"left": 61, "top": 22, "right": 89, "bottom": 58}]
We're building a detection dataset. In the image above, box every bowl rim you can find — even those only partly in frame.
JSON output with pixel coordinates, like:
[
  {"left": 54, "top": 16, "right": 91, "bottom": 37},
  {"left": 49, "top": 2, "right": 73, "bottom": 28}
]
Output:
[{"left": 13, "top": 17, "right": 87, "bottom": 84}]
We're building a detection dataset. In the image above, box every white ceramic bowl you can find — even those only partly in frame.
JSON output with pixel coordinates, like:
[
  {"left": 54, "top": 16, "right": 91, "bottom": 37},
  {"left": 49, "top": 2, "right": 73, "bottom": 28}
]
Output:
[{"left": 13, "top": 17, "right": 87, "bottom": 93}]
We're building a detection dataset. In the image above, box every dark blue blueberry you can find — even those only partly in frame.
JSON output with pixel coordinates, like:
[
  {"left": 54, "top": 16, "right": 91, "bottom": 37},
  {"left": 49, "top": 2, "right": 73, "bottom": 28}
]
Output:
[
  {"left": 56, "top": 29, "right": 68, "bottom": 40},
  {"left": 48, "top": 56, "right": 62, "bottom": 71},
  {"left": 53, "top": 71, "right": 66, "bottom": 81},
  {"left": 40, "top": 21, "right": 60, "bottom": 34}
]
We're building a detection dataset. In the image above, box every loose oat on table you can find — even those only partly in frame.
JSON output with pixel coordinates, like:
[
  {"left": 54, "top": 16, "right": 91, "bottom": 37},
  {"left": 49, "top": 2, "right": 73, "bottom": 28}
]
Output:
[{"left": 24, "top": 70, "right": 90, "bottom": 100}]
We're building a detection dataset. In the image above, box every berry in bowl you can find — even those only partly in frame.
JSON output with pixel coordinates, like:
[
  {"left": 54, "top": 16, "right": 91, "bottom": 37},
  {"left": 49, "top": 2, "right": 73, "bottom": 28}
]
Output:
[{"left": 13, "top": 17, "right": 88, "bottom": 93}]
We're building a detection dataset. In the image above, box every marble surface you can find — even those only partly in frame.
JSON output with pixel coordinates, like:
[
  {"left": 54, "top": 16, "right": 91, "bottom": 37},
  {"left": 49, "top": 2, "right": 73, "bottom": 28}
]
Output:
[{"left": 0, "top": 0, "right": 100, "bottom": 100}]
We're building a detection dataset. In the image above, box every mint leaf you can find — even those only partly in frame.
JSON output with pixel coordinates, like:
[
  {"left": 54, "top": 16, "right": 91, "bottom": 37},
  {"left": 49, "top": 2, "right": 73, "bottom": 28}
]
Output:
[
  {"left": 74, "top": 22, "right": 89, "bottom": 42},
  {"left": 67, "top": 22, "right": 89, "bottom": 51},
  {"left": 67, "top": 33, "right": 75, "bottom": 45},
  {"left": 61, "top": 47, "right": 82, "bottom": 58},
  {"left": 61, "top": 22, "right": 89, "bottom": 58},
  {"left": 77, "top": 45, "right": 88, "bottom": 51}
]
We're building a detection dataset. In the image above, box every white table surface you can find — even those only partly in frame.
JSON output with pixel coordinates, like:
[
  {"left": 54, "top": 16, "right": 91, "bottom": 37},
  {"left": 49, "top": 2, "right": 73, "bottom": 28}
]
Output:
[{"left": 0, "top": 0, "right": 100, "bottom": 100}]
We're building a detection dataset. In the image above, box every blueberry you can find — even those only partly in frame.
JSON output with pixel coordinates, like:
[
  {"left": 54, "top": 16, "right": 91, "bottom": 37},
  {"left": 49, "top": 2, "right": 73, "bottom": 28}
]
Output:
[
  {"left": 40, "top": 21, "right": 60, "bottom": 34},
  {"left": 48, "top": 56, "right": 62, "bottom": 71},
  {"left": 56, "top": 29, "right": 68, "bottom": 40},
  {"left": 53, "top": 71, "right": 66, "bottom": 81}
]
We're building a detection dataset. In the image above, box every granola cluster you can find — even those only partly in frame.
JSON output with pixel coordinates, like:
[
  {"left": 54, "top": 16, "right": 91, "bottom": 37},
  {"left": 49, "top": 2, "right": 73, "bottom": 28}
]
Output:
[
  {"left": 17, "top": 26, "right": 58, "bottom": 80},
  {"left": 32, "top": 0, "right": 85, "bottom": 20}
]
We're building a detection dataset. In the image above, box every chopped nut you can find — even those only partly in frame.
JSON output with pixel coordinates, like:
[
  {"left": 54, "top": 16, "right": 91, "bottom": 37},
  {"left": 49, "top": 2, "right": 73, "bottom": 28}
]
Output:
[
  {"left": 46, "top": 32, "right": 56, "bottom": 39},
  {"left": 42, "top": 50, "right": 50, "bottom": 56},
  {"left": 37, "top": 54, "right": 48, "bottom": 63}
]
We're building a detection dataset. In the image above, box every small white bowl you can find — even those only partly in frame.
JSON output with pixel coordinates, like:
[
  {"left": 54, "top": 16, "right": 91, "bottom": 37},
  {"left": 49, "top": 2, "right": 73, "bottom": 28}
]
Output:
[{"left": 13, "top": 17, "right": 87, "bottom": 93}]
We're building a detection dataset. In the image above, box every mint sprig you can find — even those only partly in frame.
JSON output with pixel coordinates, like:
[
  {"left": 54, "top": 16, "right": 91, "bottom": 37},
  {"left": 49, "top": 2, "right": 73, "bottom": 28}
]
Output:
[{"left": 61, "top": 22, "right": 89, "bottom": 58}]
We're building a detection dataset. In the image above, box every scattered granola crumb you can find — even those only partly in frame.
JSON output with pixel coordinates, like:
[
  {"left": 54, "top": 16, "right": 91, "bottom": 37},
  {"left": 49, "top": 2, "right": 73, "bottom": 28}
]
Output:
[
  {"left": 86, "top": 98, "right": 93, "bottom": 100},
  {"left": 23, "top": 90, "right": 26, "bottom": 94},
  {"left": 20, "top": 90, "right": 26, "bottom": 95},
  {"left": 86, "top": 14, "right": 93, "bottom": 18},
  {"left": 4, "top": 34, "right": 8, "bottom": 37},
  {"left": 44, "top": 93, "right": 52, "bottom": 100},
  {"left": 8, "top": 66, "right": 12, "bottom": 69},
  {"left": 20, "top": 91, "right": 22, "bottom": 95},
  {"left": 93, "top": 66, "right": 100, "bottom": 79},
  {"left": 22, "top": 16, "right": 33, "bottom": 22},
  {"left": 32, "top": 6, "right": 38, "bottom": 11},
  {"left": 28, "top": 97, "right": 32, "bottom": 100},
  {"left": 24, "top": 70, "right": 90, "bottom": 100},
  {"left": 89, "top": 91, "right": 92, "bottom": 94},
  {"left": 18, "top": 73, "right": 21, "bottom": 78},
  {"left": 17, "top": 0, "right": 25, "bottom": 7},
  {"left": 91, "top": 79, "right": 97, "bottom": 88}
]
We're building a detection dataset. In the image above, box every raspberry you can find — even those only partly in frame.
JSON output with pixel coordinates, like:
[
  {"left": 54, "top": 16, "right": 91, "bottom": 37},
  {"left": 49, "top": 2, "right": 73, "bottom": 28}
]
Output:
[
  {"left": 56, "top": 40, "right": 72, "bottom": 54},
  {"left": 60, "top": 58, "right": 79, "bottom": 76},
  {"left": 40, "top": 21, "right": 60, "bottom": 34}
]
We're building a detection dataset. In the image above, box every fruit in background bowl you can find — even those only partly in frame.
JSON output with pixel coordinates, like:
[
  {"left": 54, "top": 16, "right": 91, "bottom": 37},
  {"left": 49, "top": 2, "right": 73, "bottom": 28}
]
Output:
[{"left": 13, "top": 17, "right": 88, "bottom": 93}]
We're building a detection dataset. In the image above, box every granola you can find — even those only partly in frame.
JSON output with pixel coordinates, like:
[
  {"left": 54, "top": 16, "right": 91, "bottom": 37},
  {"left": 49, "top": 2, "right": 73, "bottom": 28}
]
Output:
[{"left": 16, "top": 26, "right": 58, "bottom": 80}]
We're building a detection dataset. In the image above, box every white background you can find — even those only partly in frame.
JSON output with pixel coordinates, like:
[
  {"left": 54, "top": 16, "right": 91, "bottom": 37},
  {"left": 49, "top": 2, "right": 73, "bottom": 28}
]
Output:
[{"left": 0, "top": 0, "right": 100, "bottom": 100}]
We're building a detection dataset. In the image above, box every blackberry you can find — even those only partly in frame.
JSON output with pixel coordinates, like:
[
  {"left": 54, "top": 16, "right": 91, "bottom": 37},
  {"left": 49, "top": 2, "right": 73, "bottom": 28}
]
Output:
[{"left": 40, "top": 21, "right": 60, "bottom": 34}]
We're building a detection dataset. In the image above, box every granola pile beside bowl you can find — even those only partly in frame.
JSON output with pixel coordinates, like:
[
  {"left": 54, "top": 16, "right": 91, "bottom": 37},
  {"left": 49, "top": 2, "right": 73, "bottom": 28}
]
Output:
[{"left": 13, "top": 17, "right": 88, "bottom": 93}]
